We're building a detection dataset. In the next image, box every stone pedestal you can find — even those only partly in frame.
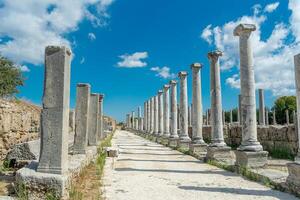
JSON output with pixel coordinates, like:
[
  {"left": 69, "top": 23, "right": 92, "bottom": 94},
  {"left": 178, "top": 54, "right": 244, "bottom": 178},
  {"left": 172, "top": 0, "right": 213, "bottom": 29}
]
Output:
[
  {"left": 168, "top": 138, "right": 178, "bottom": 148},
  {"left": 156, "top": 136, "right": 163, "bottom": 144},
  {"left": 206, "top": 146, "right": 234, "bottom": 165},
  {"left": 287, "top": 162, "right": 300, "bottom": 196},
  {"left": 161, "top": 136, "right": 169, "bottom": 146},
  {"left": 190, "top": 143, "right": 207, "bottom": 159},
  {"left": 178, "top": 140, "right": 190, "bottom": 152},
  {"left": 235, "top": 150, "right": 268, "bottom": 168}
]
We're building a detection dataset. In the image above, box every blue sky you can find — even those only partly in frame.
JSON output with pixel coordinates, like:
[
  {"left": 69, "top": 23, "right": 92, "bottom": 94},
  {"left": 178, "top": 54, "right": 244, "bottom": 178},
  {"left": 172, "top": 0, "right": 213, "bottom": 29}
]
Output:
[{"left": 0, "top": 0, "right": 299, "bottom": 122}]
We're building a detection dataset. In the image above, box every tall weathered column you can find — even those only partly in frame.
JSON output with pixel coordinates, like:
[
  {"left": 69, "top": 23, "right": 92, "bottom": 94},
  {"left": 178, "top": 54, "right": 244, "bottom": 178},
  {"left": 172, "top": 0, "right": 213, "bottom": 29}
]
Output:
[
  {"left": 286, "top": 110, "right": 290, "bottom": 125},
  {"left": 73, "top": 83, "right": 90, "bottom": 154},
  {"left": 138, "top": 106, "right": 142, "bottom": 131},
  {"left": 69, "top": 110, "right": 76, "bottom": 132},
  {"left": 158, "top": 90, "right": 164, "bottom": 138},
  {"left": 150, "top": 97, "right": 154, "bottom": 134},
  {"left": 153, "top": 95, "right": 159, "bottom": 136},
  {"left": 258, "top": 89, "right": 265, "bottom": 125},
  {"left": 190, "top": 64, "right": 207, "bottom": 155},
  {"left": 88, "top": 93, "right": 100, "bottom": 146},
  {"left": 144, "top": 102, "right": 147, "bottom": 132},
  {"left": 273, "top": 109, "right": 277, "bottom": 125},
  {"left": 234, "top": 24, "right": 266, "bottom": 168},
  {"left": 188, "top": 105, "right": 192, "bottom": 127},
  {"left": 286, "top": 53, "right": 300, "bottom": 194},
  {"left": 37, "top": 46, "right": 71, "bottom": 174},
  {"left": 162, "top": 85, "right": 170, "bottom": 144},
  {"left": 178, "top": 71, "right": 191, "bottom": 150},
  {"left": 206, "top": 51, "right": 232, "bottom": 163},
  {"left": 265, "top": 108, "right": 269, "bottom": 126},
  {"left": 99, "top": 94, "right": 104, "bottom": 139},
  {"left": 147, "top": 100, "right": 151, "bottom": 133},
  {"left": 169, "top": 80, "right": 179, "bottom": 147},
  {"left": 230, "top": 110, "right": 233, "bottom": 124}
]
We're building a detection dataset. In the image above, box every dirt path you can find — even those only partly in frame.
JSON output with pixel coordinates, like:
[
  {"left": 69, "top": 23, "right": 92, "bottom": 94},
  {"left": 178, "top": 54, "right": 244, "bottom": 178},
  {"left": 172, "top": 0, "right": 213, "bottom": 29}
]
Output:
[{"left": 102, "top": 130, "right": 299, "bottom": 200}]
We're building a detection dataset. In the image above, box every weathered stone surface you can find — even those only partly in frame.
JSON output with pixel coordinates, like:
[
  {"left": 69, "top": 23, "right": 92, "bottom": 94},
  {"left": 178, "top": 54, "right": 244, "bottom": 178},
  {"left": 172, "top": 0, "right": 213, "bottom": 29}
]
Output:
[
  {"left": 287, "top": 162, "right": 300, "bottom": 196},
  {"left": 235, "top": 150, "right": 268, "bottom": 168},
  {"left": 206, "top": 146, "right": 234, "bottom": 165},
  {"left": 88, "top": 93, "right": 99, "bottom": 146},
  {"left": 168, "top": 138, "right": 178, "bottom": 148},
  {"left": 105, "top": 147, "right": 119, "bottom": 157},
  {"left": 190, "top": 143, "right": 207, "bottom": 159},
  {"left": 73, "top": 83, "right": 90, "bottom": 154},
  {"left": 37, "top": 46, "right": 71, "bottom": 175}
]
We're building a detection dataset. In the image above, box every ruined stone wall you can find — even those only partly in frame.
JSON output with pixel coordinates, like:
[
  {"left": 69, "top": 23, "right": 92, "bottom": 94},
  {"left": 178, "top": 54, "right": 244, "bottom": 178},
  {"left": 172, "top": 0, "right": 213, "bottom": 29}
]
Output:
[
  {"left": 201, "top": 124, "right": 299, "bottom": 155},
  {"left": 0, "top": 99, "right": 41, "bottom": 160}
]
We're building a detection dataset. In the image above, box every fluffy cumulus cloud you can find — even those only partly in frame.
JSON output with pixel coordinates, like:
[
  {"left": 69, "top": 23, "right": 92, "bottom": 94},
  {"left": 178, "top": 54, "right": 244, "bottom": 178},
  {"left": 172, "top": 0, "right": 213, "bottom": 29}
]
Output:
[
  {"left": 88, "top": 32, "right": 96, "bottom": 41},
  {"left": 150, "top": 66, "right": 176, "bottom": 79},
  {"left": 117, "top": 52, "right": 148, "bottom": 68},
  {"left": 0, "top": 0, "right": 114, "bottom": 66},
  {"left": 200, "top": 1, "right": 300, "bottom": 96}
]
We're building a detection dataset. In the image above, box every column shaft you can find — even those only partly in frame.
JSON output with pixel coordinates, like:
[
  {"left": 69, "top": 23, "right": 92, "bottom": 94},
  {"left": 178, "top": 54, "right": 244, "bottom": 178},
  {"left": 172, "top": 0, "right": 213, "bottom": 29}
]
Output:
[
  {"left": 259, "top": 89, "right": 265, "bottom": 125},
  {"left": 163, "top": 85, "right": 170, "bottom": 137},
  {"left": 158, "top": 90, "right": 164, "bottom": 136},
  {"left": 170, "top": 80, "right": 178, "bottom": 138},
  {"left": 178, "top": 72, "right": 190, "bottom": 141}
]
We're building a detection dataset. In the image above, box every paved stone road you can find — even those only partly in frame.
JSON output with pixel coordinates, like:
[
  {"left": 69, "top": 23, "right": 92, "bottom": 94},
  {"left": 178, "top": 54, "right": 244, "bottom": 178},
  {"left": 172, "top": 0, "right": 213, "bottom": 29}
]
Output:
[{"left": 102, "top": 130, "right": 299, "bottom": 200}]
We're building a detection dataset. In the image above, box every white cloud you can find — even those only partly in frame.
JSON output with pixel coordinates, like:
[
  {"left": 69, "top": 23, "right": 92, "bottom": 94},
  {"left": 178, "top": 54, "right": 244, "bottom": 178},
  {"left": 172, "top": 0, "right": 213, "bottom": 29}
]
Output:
[
  {"left": 0, "top": 0, "right": 114, "bottom": 66},
  {"left": 80, "top": 57, "right": 85, "bottom": 64},
  {"left": 117, "top": 52, "right": 148, "bottom": 68},
  {"left": 264, "top": 2, "right": 280, "bottom": 13},
  {"left": 200, "top": 25, "right": 213, "bottom": 44},
  {"left": 16, "top": 65, "right": 30, "bottom": 72},
  {"left": 200, "top": 0, "right": 300, "bottom": 96},
  {"left": 150, "top": 66, "right": 176, "bottom": 79},
  {"left": 88, "top": 32, "right": 96, "bottom": 41}
]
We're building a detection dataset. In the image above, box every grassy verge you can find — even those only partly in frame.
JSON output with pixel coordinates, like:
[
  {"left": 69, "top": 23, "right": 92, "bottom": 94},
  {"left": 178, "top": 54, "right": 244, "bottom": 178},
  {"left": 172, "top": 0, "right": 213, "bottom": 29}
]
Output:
[
  {"left": 268, "top": 146, "right": 294, "bottom": 160},
  {"left": 69, "top": 132, "right": 114, "bottom": 200}
]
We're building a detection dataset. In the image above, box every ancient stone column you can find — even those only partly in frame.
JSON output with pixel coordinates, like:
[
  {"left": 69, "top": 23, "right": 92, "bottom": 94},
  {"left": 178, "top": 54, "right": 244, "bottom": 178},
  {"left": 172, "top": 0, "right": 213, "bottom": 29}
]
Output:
[
  {"left": 234, "top": 24, "right": 266, "bottom": 167},
  {"left": 188, "top": 105, "right": 192, "bottom": 127},
  {"left": 37, "top": 46, "right": 71, "bottom": 174},
  {"left": 131, "top": 110, "right": 135, "bottom": 129},
  {"left": 222, "top": 111, "right": 225, "bottom": 125},
  {"left": 286, "top": 110, "right": 290, "bottom": 125},
  {"left": 158, "top": 90, "right": 164, "bottom": 136},
  {"left": 293, "top": 110, "right": 296, "bottom": 125},
  {"left": 144, "top": 102, "right": 147, "bottom": 131},
  {"left": 69, "top": 110, "right": 75, "bottom": 132},
  {"left": 177, "top": 103, "right": 180, "bottom": 131},
  {"left": 99, "top": 94, "right": 104, "bottom": 139},
  {"left": 178, "top": 71, "right": 191, "bottom": 149},
  {"left": 73, "top": 83, "right": 90, "bottom": 154},
  {"left": 88, "top": 93, "right": 100, "bottom": 146},
  {"left": 138, "top": 106, "right": 142, "bottom": 131},
  {"left": 126, "top": 114, "right": 130, "bottom": 128},
  {"left": 230, "top": 110, "right": 233, "bottom": 124},
  {"left": 190, "top": 64, "right": 205, "bottom": 145},
  {"left": 163, "top": 85, "right": 170, "bottom": 138},
  {"left": 150, "top": 97, "right": 155, "bottom": 134},
  {"left": 147, "top": 100, "right": 151, "bottom": 133},
  {"left": 265, "top": 108, "right": 269, "bottom": 126},
  {"left": 169, "top": 80, "right": 179, "bottom": 147},
  {"left": 208, "top": 51, "right": 226, "bottom": 147},
  {"left": 273, "top": 109, "right": 277, "bottom": 125},
  {"left": 238, "top": 94, "right": 242, "bottom": 125},
  {"left": 153, "top": 95, "right": 159, "bottom": 135},
  {"left": 258, "top": 89, "right": 265, "bottom": 125}
]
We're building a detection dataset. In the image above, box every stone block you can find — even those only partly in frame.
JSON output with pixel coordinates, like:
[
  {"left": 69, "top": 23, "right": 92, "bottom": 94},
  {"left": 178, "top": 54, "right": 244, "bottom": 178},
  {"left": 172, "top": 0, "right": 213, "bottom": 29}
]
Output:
[
  {"left": 178, "top": 140, "right": 190, "bottom": 152},
  {"left": 190, "top": 143, "right": 207, "bottom": 159},
  {"left": 161, "top": 137, "right": 169, "bottom": 146},
  {"left": 235, "top": 150, "right": 268, "bottom": 168},
  {"left": 105, "top": 147, "right": 118, "bottom": 157},
  {"left": 168, "top": 138, "right": 178, "bottom": 148},
  {"left": 156, "top": 136, "right": 163, "bottom": 144},
  {"left": 287, "top": 162, "right": 300, "bottom": 196},
  {"left": 206, "top": 146, "right": 234, "bottom": 165}
]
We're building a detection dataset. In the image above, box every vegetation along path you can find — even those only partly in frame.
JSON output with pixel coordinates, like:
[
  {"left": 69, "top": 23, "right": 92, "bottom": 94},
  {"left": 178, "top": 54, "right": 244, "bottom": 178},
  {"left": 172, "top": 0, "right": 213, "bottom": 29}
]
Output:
[{"left": 102, "top": 130, "right": 298, "bottom": 200}]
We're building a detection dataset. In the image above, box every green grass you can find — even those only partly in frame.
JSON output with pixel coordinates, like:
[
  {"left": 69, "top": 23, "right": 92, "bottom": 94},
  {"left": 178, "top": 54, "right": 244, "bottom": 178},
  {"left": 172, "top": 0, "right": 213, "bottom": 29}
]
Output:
[
  {"left": 0, "top": 160, "right": 12, "bottom": 172},
  {"left": 268, "top": 146, "right": 294, "bottom": 160}
]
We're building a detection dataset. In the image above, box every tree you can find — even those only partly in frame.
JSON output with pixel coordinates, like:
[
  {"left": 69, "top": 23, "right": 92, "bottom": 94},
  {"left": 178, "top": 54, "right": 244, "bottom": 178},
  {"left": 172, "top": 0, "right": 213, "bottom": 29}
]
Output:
[
  {"left": 272, "top": 96, "right": 296, "bottom": 124},
  {"left": 0, "top": 56, "right": 24, "bottom": 97}
]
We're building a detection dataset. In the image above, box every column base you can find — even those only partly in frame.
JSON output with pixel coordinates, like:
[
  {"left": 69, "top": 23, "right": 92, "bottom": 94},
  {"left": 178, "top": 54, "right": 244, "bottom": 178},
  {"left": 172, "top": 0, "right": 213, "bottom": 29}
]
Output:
[
  {"left": 237, "top": 142, "right": 263, "bottom": 152},
  {"left": 161, "top": 136, "right": 170, "bottom": 146},
  {"left": 206, "top": 146, "right": 234, "bottom": 165},
  {"left": 287, "top": 162, "right": 300, "bottom": 196},
  {"left": 150, "top": 135, "right": 157, "bottom": 142},
  {"left": 190, "top": 143, "right": 207, "bottom": 159},
  {"left": 235, "top": 150, "right": 268, "bottom": 168},
  {"left": 168, "top": 137, "right": 179, "bottom": 148},
  {"left": 156, "top": 136, "right": 163, "bottom": 144},
  {"left": 178, "top": 137, "right": 191, "bottom": 152}
]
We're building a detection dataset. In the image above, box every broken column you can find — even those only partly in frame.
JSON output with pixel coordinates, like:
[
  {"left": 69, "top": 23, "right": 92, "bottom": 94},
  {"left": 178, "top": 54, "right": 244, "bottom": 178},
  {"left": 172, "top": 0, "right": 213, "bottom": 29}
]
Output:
[
  {"left": 73, "top": 83, "right": 90, "bottom": 154},
  {"left": 206, "top": 50, "right": 232, "bottom": 164},
  {"left": 230, "top": 110, "right": 233, "bottom": 124},
  {"left": 88, "top": 93, "right": 100, "bottom": 146},
  {"left": 234, "top": 24, "right": 267, "bottom": 168},
  {"left": 162, "top": 85, "right": 170, "bottom": 145},
  {"left": 169, "top": 80, "right": 179, "bottom": 147},
  {"left": 265, "top": 108, "right": 269, "bottom": 126},
  {"left": 273, "top": 109, "right": 277, "bottom": 125},
  {"left": 178, "top": 71, "right": 191, "bottom": 150},
  {"left": 37, "top": 46, "right": 71, "bottom": 174},
  {"left": 190, "top": 63, "right": 206, "bottom": 155},
  {"left": 287, "top": 53, "right": 300, "bottom": 196},
  {"left": 286, "top": 109, "right": 290, "bottom": 125},
  {"left": 258, "top": 89, "right": 265, "bottom": 125},
  {"left": 69, "top": 110, "right": 75, "bottom": 132},
  {"left": 99, "top": 94, "right": 104, "bottom": 139}
]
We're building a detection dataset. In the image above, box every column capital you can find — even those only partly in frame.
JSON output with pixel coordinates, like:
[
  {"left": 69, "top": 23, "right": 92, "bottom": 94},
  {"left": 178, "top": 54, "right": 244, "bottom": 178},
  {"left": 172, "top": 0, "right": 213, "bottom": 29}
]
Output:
[
  {"left": 190, "top": 63, "right": 203, "bottom": 69},
  {"left": 178, "top": 71, "right": 188, "bottom": 78},
  {"left": 91, "top": 93, "right": 99, "bottom": 97},
  {"left": 233, "top": 23, "right": 256, "bottom": 36},
  {"left": 207, "top": 50, "right": 223, "bottom": 61},
  {"left": 169, "top": 80, "right": 177, "bottom": 85},
  {"left": 158, "top": 90, "right": 163, "bottom": 95},
  {"left": 163, "top": 84, "right": 170, "bottom": 90},
  {"left": 45, "top": 46, "right": 72, "bottom": 56},
  {"left": 77, "top": 83, "right": 91, "bottom": 88}
]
